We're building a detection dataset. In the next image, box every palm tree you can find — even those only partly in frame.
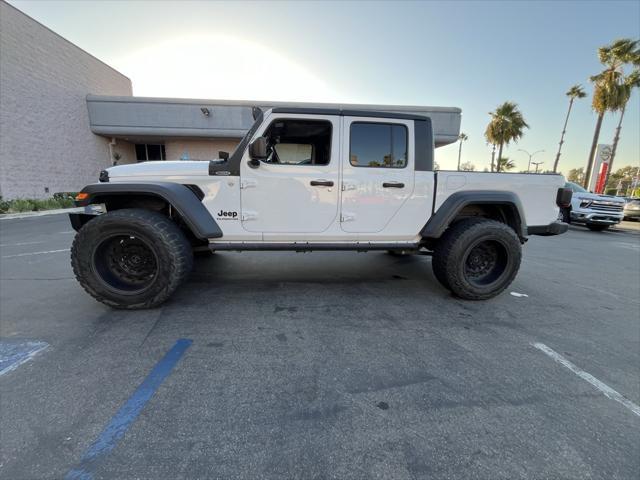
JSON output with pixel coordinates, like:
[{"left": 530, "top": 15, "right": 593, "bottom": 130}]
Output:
[
  {"left": 604, "top": 69, "right": 640, "bottom": 186},
  {"left": 485, "top": 102, "right": 529, "bottom": 172},
  {"left": 456, "top": 133, "right": 468, "bottom": 171},
  {"left": 584, "top": 38, "right": 639, "bottom": 188},
  {"left": 497, "top": 157, "right": 516, "bottom": 172},
  {"left": 553, "top": 84, "right": 587, "bottom": 173}
]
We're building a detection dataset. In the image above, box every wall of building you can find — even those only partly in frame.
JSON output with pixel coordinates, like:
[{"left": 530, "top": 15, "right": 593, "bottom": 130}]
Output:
[
  {"left": 0, "top": 1, "right": 133, "bottom": 199},
  {"left": 165, "top": 139, "right": 240, "bottom": 161}
]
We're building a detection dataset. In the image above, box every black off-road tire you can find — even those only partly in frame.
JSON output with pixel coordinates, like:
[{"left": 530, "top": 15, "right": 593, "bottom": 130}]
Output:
[
  {"left": 587, "top": 224, "right": 609, "bottom": 231},
  {"left": 431, "top": 218, "right": 522, "bottom": 300},
  {"left": 71, "top": 209, "right": 193, "bottom": 309}
]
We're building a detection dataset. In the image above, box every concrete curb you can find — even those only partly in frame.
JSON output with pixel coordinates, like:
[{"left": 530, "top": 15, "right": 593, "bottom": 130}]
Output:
[{"left": 0, "top": 207, "right": 84, "bottom": 220}]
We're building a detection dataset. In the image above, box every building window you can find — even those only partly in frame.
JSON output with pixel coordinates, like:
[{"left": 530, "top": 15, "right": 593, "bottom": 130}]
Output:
[
  {"left": 135, "top": 144, "right": 166, "bottom": 162},
  {"left": 349, "top": 123, "right": 407, "bottom": 168}
]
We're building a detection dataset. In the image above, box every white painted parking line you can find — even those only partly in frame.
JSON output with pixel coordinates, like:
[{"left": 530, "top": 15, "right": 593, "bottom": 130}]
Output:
[
  {"left": 0, "top": 340, "right": 49, "bottom": 376},
  {"left": 0, "top": 241, "right": 45, "bottom": 248},
  {"left": 532, "top": 342, "right": 640, "bottom": 417},
  {"left": 1, "top": 248, "right": 70, "bottom": 259}
]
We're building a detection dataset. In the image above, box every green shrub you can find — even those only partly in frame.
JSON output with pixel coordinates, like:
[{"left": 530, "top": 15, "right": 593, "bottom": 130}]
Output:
[
  {"left": 0, "top": 196, "right": 10, "bottom": 214},
  {"left": 0, "top": 195, "right": 77, "bottom": 214}
]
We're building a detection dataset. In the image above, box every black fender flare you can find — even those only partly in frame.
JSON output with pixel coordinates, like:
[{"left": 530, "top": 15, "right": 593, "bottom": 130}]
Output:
[
  {"left": 420, "top": 190, "right": 527, "bottom": 239},
  {"left": 72, "top": 182, "right": 222, "bottom": 239}
]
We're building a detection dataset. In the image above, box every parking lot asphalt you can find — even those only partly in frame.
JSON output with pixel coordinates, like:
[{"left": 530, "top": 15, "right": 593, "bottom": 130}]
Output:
[{"left": 1, "top": 214, "right": 639, "bottom": 480}]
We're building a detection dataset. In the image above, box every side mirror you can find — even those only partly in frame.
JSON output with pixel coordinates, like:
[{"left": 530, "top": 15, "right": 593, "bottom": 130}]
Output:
[
  {"left": 248, "top": 137, "right": 267, "bottom": 167},
  {"left": 218, "top": 151, "right": 229, "bottom": 161}
]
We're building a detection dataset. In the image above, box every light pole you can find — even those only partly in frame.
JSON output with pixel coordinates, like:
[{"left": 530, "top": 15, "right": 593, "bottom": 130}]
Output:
[
  {"left": 531, "top": 161, "right": 544, "bottom": 173},
  {"left": 518, "top": 149, "right": 544, "bottom": 173}
]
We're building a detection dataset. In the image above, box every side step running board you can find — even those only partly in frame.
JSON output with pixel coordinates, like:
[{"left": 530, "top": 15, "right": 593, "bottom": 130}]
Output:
[{"left": 208, "top": 242, "right": 421, "bottom": 252}]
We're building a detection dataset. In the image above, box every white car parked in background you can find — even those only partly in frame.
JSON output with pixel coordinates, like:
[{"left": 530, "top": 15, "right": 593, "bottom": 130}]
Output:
[{"left": 562, "top": 182, "right": 625, "bottom": 231}]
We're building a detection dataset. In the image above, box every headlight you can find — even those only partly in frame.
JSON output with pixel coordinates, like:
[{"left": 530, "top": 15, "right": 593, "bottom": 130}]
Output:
[{"left": 580, "top": 200, "right": 592, "bottom": 208}]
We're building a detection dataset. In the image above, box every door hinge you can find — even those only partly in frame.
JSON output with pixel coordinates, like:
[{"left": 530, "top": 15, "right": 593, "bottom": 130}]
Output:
[
  {"left": 241, "top": 211, "right": 258, "bottom": 221},
  {"left": 240, "top": 179, "right": 257, "bottom": 189},
  {"left": 340, "top": 212, "right": 356, "bottom": 222}
]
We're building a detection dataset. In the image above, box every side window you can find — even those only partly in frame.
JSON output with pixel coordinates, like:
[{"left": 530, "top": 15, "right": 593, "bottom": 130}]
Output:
[
  {"left": 263, "top": 119, "right": 332, "bottom": 166},
  {"left": 350, "top": 123, "right": 407, "bottom": 168}
]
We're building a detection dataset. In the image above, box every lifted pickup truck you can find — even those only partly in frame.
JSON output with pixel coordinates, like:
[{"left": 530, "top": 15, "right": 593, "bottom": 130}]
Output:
[{"left": 70, "top": 107, "right": 571, "bottom": 309}]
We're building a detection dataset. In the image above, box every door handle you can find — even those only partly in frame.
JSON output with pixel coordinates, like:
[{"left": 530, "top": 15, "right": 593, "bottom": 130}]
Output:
[
  {"left": 383, "top": 182, "right": 405, "bottom": 188},
  {"left": 310, "top": 180, "right": 334, "bottom": 187}
]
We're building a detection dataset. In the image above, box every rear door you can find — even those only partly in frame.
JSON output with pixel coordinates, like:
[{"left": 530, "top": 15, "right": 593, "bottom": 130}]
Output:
[{"left": 340, "top": 117, "right": 415, "bottom": 233}]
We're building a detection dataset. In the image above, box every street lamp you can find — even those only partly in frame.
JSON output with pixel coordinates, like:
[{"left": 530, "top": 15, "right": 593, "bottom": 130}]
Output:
[
  {"left": 518, "top": 149, "right": 544, "bottom": 173},
  {"left": 531, "top": 161, "right": 544, "bottom": 173}
]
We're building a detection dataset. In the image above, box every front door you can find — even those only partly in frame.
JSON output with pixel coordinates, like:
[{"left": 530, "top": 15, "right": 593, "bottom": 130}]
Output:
[
  {"left": 340, "top": 117, "right": 415, "bottom": 233},
  {"left": 240, "top": 114, "right": 340, "bottom": 235}
]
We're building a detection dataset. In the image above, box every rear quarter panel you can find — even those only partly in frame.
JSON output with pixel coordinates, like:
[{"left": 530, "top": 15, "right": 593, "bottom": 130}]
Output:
[{"left": 434, "top": 172, "right": 565, "bottom": 227}]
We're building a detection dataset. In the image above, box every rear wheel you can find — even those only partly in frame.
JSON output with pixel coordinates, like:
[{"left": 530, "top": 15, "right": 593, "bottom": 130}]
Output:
[
  {"left": 432, "top": 218, "right": 522, "bottom": 300},
  {"left": 587, "top": 224, "right": 609, "bottom": 231},
  {"left": 71, "top": 209, "right": 193, "bottom": 309}
]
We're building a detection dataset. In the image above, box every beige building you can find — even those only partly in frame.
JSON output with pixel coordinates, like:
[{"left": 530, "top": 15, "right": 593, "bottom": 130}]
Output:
[
  {"left": 0, "top": 1, "right": 133, "bottom": 199},
  {"left": 0, "top": 2, "right": 247, "bottom": 199}
]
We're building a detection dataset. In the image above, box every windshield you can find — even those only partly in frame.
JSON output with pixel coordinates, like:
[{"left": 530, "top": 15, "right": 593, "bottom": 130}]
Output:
[{"left": 565, "top": 181, "right": 587, "bottom": 193}]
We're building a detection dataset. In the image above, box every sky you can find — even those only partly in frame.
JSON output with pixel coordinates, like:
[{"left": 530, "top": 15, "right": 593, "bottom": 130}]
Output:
[{"left": 8, "top": 0, "right": 640, "bottom": 174}]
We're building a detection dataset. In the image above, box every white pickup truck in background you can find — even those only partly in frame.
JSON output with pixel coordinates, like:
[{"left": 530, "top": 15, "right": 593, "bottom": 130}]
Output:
[
  {"left": 562, "top": 181, "right": 625, "bottom": 231},
  {"left": 68, "top": 106, "right": 571, "bottom": 309}
]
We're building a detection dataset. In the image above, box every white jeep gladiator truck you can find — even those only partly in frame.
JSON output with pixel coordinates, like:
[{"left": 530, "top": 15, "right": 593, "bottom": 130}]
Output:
[{"left": 69, "top": 107, "right": 571, "bottom": 309}]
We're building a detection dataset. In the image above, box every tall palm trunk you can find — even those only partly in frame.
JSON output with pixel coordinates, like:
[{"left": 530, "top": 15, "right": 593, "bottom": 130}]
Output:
[
  {"left": 603, "top": 105, "right": 626, "bottom": 189},
  {"left": 457, "top": 140, "right": 463, "bottom": 171},
  {"left": 490, "top": 145, "right": 496, "bottom": 172},
  {"left": 496, "top": 143, "right": 504, "bottom": 172},
  {"left": 584, "top": 113, "right": 604, "bottom": 188},
  {"left": 553, "top": 98, "right": 575, "bottom": 173}
]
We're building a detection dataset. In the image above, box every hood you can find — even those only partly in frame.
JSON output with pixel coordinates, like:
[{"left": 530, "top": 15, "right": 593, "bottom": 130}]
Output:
[
  {"left": 574, "top": 192, "right": 625, "bottom": 204},
  {"left": 107, "top": 161, "right": 211, "bottom": 178}
]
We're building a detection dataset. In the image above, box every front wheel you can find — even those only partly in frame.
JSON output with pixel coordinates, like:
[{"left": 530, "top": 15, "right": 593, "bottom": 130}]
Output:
[
  {"left": 71, "top": 209, "right": 193, "bottom": 309},
  {"left": 432, "top": 218, "right": 522, "bottom": 300}
]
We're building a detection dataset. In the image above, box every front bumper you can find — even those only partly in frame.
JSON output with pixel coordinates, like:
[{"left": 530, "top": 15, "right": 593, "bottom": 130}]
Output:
[
  {"left": 527, "top": 221, "right": 569, "bottom": 236},
  {"left": 570, "top": 210, "right": 623, "bottom": 225}
]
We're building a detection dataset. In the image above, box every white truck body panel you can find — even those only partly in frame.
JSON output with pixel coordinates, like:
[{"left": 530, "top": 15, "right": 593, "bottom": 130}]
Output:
[
  {"left": 434, "top": 172, "right": 565, "bottom": 227},
  {"left": 104, "top": 109, "right": 565, "bottom": 243}
]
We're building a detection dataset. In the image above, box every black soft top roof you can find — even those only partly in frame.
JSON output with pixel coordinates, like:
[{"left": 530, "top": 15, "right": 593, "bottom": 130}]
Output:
[{"left": 271, "top": 107, "right": 429, "bottom": 121}]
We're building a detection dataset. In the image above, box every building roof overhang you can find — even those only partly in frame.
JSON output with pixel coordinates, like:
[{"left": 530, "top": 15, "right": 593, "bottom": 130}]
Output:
[{"left": 87, "top": 95, "right": 462, "bottom": 146}]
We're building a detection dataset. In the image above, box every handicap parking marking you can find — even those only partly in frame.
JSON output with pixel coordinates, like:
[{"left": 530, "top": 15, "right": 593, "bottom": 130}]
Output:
[
  {"left": 532, "top": 342, "right": 640, "bottom": 417},
  {"left": 65, "top": 338, "right": 193, "bottom": 480},
  {"left": 0, "top": 339, "right": 49, "bottom": 376}
]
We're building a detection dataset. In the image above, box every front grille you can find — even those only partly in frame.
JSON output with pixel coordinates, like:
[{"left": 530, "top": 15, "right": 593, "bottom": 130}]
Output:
[{"left": 591, "top": 200, "right": 623, "bottom": 213}]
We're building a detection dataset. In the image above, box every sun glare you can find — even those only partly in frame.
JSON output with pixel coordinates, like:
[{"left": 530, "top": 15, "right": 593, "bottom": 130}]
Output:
[{"left": 111, "top": 34, "right": 339, "bottom": 102}]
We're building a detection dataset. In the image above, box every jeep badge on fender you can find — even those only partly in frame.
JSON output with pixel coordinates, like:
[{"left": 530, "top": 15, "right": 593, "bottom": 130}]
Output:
[
  {"left": 217, "top": 210, "right": 238, "bottom": 219},
  {"left": 69, "top": 105, "right": 570, "bottom": 309}
]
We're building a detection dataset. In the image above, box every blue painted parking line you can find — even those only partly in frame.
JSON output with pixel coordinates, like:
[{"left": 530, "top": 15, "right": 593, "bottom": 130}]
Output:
[
  {"left": 0, "top": 339, "right": 48, "bottom": 376},
  {"left": 65, "top": 338, "right": 193, "bottom": 480}
]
